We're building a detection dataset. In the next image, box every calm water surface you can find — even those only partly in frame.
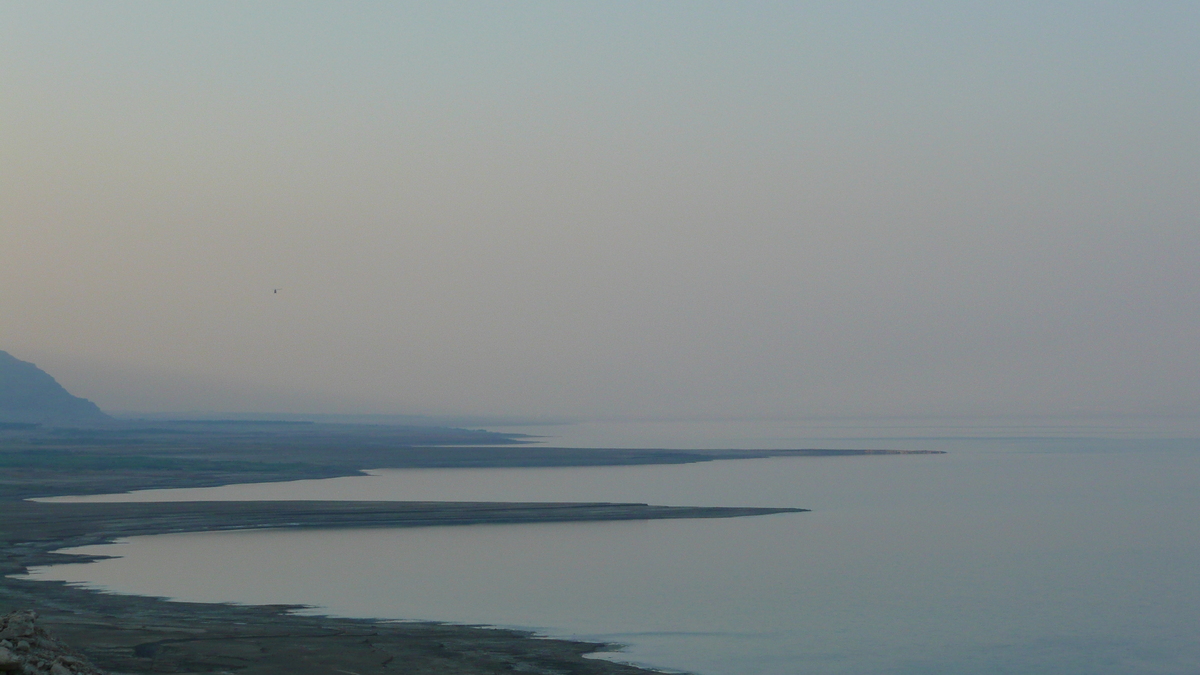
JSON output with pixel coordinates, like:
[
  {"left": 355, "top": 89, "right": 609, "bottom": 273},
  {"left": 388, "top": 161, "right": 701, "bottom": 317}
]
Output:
[{"left": 25, "top": 423, "right": 1200, "bottom": 675}]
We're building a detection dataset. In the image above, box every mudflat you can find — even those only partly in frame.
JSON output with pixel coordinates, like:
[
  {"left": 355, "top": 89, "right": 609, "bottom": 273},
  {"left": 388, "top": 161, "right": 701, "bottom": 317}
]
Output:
[{"left": 0, "top": 421, "right": 936, "bottom": 674}]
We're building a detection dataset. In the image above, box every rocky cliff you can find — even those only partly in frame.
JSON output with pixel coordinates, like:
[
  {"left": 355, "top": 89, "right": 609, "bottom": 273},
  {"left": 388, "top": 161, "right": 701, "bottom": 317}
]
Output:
[{"left": 0, "top": 352, "right": 107, "bottom": 423}]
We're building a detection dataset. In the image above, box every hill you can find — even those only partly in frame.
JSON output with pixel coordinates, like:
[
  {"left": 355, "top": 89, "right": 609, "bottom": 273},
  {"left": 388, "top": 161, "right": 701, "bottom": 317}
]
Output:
[{"left": 0, "top": 351, "right": 108, "bottom": 422}]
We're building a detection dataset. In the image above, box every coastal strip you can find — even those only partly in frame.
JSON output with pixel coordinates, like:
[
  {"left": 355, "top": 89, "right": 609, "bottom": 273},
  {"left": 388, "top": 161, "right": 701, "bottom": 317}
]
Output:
[{"left": 4, "top": 500, "right": 805, "bottom": 561}]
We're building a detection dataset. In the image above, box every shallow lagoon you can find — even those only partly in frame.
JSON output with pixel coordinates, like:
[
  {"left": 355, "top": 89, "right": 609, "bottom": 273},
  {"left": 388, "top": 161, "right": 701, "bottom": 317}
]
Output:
[{"left": 27, "top": 423, "right": 1200, "bottom": 674}]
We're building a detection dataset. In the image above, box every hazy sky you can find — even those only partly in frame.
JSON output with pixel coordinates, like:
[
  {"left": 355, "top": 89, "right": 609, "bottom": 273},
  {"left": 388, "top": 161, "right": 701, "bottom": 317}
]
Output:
[{"left": 3, "top": 2, "right": 1198, "bottom": 420}]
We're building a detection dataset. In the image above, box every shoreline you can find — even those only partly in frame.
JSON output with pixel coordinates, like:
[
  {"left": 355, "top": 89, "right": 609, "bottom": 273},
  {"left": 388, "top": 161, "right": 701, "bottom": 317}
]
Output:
[
  {"left": 4, "top": 501, "right": 804, "bottom": 675},
  {"left": 1, "top": 421, "right": 938, "bottom": 674}
]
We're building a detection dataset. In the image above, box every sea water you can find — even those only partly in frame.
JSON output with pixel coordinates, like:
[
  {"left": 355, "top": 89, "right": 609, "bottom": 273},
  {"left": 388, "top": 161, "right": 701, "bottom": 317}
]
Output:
[{"left": 24, "top": 421, "right": 1200, "bottom": 675}]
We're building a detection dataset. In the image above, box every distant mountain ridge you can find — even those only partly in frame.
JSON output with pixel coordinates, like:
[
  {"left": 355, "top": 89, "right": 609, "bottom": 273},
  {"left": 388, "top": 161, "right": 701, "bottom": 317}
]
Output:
[{"left": 0, "top": 351, "right": 108, "bottom": 422}]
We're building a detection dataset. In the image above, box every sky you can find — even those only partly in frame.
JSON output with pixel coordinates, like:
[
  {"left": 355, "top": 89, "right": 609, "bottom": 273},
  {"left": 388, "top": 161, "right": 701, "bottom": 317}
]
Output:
[{"left": 2, "top": 1, "right": 1198, "bottom": 421}]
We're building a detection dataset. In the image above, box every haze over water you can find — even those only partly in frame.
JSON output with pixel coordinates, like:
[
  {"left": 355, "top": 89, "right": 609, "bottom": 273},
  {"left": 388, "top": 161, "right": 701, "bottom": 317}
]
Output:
[
  {"left": 4, "top": 3, "right": 1199, "bottom": 424},
  {"left": 29, "top": 421, "right": 1200, "bottom": 675}
]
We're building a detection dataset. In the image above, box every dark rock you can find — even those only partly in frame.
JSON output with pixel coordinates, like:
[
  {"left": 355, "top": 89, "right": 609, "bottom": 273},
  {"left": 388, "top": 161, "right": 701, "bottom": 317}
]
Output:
[
  {"left": 0, "top": 612, "right": 35, "bottom": 640},
  {"left": 0, "top": 646, "right": 19, "bottom": 670}
]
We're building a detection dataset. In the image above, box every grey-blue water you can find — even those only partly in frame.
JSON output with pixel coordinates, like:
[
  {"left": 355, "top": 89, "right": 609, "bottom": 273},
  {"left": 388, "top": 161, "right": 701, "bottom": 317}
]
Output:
[{"left": 25, "top": 421, "right": 1200, "bottom": 675}]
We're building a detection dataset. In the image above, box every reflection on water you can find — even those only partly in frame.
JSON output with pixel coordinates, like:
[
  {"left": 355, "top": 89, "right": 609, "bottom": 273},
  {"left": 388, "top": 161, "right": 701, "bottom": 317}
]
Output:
[{"left": 24, "top": 426, "right": 1200, "bottom": 675}]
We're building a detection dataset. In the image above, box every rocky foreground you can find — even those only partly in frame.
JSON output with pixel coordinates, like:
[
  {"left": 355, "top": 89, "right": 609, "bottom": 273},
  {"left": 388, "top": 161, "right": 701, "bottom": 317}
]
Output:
[{"left": 0, "top": 611, "right": 103, "bottom": 675}]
